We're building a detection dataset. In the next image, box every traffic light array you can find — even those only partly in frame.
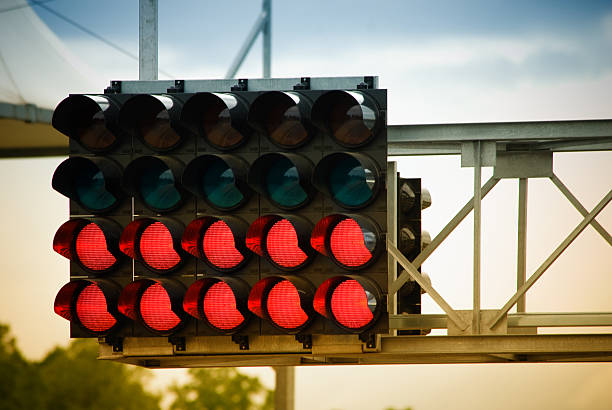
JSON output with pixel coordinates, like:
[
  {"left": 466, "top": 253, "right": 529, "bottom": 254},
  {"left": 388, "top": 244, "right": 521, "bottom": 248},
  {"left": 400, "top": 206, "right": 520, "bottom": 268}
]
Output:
[{"left": 51, "top": 77, "right": 401, "bottom": 351}]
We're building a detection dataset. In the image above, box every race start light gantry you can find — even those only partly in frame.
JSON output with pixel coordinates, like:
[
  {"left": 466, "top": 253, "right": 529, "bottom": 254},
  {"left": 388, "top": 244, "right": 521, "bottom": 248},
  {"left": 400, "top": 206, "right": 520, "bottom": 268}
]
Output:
[{"left": 50, "top": 76, "right": 400, "bottom": 351}]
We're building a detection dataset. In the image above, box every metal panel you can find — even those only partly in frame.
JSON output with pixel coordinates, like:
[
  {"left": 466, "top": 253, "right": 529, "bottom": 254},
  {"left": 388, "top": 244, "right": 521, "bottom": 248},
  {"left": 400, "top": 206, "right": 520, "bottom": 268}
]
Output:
[
  {"left": 493, "top": 151, "right": 553, "bottom": 179},
  {"left": 99, "top": 334, "right": 612, "bottom": 366},
  {"left": 119, "top": 76, "right": 378, "bottom": 94}
]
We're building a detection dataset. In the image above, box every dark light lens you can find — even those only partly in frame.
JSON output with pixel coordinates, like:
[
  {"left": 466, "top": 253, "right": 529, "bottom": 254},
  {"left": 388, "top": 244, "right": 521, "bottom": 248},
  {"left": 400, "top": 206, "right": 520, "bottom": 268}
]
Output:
[
  {"left": 329, "top": 96, "right": 375, "bottom": 147},
  {"left": 139, "top": 109, "right": 181, "bottom": 150},
  {"left": 202, "top": 99, "right": 245, "bottom": 149},
  {"left": 202, "top": 157, "right": 244, "bottom": 209},
  {"left": 139, "top": 161, "right": 181, "bottom": 211},
  {"left": 76, "top": 111, "right": 116, "bottom": 151},
  {"left": 75, "top": 223, "right": 116, "bottom": 271},
  {"left": 266, "top": 101, "right": 308, "bottom": 148},
  {"left": 329, "top": 156, "right": 375, "bottom": 208},
  {"left": 139, "top": 222, "right": 181, "bottom": 271},
  {"left": 266, "top": 280, "right": 308, "bottom": 329},
  {"left": 330, "top": 279, "right": 375, "bottom": 329},
  {"left": 265, "top": 157, "right": 307, "bottom": 208},
  {"left": 266, "top": 219, "right": 307, "bottom": 268},
  {"left": 74, "top": 167, "right": 117, "bottom": 211},
  {"left": 202, "top": 220, "right": 244, "bottom": 270},
  {"left": 330, "top": 218, "right": 375, "bottom": 268},
  {"left": 203, "top": 281, "right": 245, "bottom": 330},
  {"left": 76, "top": 283, "right": 116, "bottom": 332},
  {"left": 139, "top": 283, "right": 181, "bottom": 332}
]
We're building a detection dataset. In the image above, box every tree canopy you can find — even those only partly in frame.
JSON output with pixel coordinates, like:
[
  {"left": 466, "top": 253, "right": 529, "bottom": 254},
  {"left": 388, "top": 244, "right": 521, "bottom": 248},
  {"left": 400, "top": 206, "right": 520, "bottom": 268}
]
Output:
[{"left": 0, "top": 324, "right": 273, "bottom": 410}]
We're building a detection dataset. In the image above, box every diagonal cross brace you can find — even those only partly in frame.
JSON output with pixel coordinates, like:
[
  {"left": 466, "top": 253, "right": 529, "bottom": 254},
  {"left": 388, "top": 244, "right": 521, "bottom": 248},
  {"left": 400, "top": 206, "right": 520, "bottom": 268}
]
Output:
[
  {"left": 489, "top": 188, "right": 612, "bottom": 329},
  {"left": 551, "top": 174, "right": 612, "bottom": 247},
  {"left": 387, "top": 241, "right": 469, "bottom": 331}
]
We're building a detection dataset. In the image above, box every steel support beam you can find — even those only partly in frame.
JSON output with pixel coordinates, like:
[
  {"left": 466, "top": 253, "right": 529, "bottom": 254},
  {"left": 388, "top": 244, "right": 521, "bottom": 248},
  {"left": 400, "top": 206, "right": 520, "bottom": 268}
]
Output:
[
  {"left": 517, "top": 178, "right": 528, "bottom": 312},
  {"left": 473, "top": 141, "right": 482, "bottom": 333},
  {"left": 274, "top": 366, "right": 294, "bottom": 410},
  {"left": 139, "top": 0, "right": 158, "bottom": 81},
  {"left": 490, "top": 189, "right": 612, "bottom": 328},
  {"left": 99, "top": 334, "right": 612, "bottom": 366},
  {"left": 225, "top": 1, "right": 270, "bottom": 79},
  {"left": 262, "top": 0, "right": 271, "bottom": 78}
]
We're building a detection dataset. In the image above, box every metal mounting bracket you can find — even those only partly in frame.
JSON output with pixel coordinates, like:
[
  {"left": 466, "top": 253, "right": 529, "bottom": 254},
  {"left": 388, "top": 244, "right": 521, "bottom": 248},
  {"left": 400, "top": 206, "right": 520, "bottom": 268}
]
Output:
[
  {"left": 168, "top": 336, "right": 186, "bottom": 352},
  {"left": 295, "top": 334, "right": 312, "bottom": 349},
  {"left": 232, "top": 334, "right": 250, "bottom": 350}
]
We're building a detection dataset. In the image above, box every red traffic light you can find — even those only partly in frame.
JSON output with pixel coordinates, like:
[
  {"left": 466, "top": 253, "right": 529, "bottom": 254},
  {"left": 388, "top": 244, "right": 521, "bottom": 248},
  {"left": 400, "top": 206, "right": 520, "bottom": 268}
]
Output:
[
  {"left": 183, "top": 277, "right": 251, "bottom": 333},
  {"left": 53, "top": 218, "right": 124, "bottom": 274},
  {"left": 118, "top": 279, "right": 186, "bottom": 335},
  {"left": 119, "top": 218, "right": 185, "bottom": 274},
  {"left": 182, "top": 216, "right": 250, "bottom": 272},
  {"left": 311, "top": 214, "right": 381, "bottom": 270},
  {"left": 54, "top": 279, "right": 122, "bottom": 335},
  {"left": 313, "top": 276, "right": 383, "bottom": 333},
  {"left": 248, "top": 276, "right": 315, "bottom": 333},
  {"left": 246, "top": 215, "right": 314, "bottom": 271}
]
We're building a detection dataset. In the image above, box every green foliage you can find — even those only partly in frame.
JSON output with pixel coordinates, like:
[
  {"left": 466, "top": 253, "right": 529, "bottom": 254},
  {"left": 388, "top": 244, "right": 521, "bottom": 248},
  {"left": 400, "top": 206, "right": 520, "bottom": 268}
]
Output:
[
  {"left": 169, "top": 367, "right": 274, "bottom": 410},
  {"left": 0, "top": 324, "right": 274, "bottom": 410},
  {"left": 0, "top": 324, "right": 45, "bottom": 409},
  {"left": 0, "top": 325, "right": 160, "bottom": 410},
  {"left": 36, "top": 338, "right": 161, "bottom": 410}
]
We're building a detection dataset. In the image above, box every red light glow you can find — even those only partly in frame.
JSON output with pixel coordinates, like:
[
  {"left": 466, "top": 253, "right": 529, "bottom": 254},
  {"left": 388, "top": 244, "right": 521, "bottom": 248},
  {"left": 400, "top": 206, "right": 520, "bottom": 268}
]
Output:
[
  {"left": 203, "top": 282, "right": 245, "bottom": 330},
  {"left": 140, "top": 222, "right": 181, "bottom": 270},
  {"left": 139, "top": 283, "right": 181, "bottom": 332},
  {"left": 202, "top": 220, "right": 244, "bottom": 269},
  {"left": 266, "top": 280, "right": 308, "bottom": 329},
  {"left": 266, "top": 219, "right": 307, "bottom": 268},
  {"left": 330, "top": 280, "right": 374, "bottom": 329},
  {"left": 330, "top": 218, "right": 372, "bottom": 267},
  {"left": 76, "top": 283, "right": 117, "bottom": 332},
  {"left": 76, "top": 223, "right": 116, "bottom": 271}
]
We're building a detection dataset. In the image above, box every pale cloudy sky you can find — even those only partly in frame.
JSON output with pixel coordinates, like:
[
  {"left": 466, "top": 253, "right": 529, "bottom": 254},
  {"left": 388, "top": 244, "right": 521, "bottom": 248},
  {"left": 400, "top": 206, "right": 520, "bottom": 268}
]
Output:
[{"left": 0, "top": 1, "right": 611, "bottom": 409}]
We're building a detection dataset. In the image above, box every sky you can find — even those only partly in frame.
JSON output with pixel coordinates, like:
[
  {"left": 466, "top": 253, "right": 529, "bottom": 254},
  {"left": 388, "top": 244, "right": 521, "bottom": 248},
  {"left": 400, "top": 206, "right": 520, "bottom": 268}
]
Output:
[{"left": 0, "top": 0, "right": 612, "bottom": 409}]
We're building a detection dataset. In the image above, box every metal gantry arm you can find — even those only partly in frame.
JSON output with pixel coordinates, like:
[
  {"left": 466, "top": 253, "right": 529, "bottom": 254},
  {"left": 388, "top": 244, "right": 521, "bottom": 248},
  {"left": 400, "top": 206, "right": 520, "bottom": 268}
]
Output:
[{"left": 387, "top": 120, "right": 612, "bottom": 336}]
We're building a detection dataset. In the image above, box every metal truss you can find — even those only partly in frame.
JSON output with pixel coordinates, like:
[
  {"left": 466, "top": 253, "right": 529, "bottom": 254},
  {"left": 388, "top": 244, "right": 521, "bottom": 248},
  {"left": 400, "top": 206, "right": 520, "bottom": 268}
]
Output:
[
  {"left": 100, "top": 118, "right": 612, "bottom": 367},
  {"left": 386, "top": 119, "right": 612, "bottom": 349}
]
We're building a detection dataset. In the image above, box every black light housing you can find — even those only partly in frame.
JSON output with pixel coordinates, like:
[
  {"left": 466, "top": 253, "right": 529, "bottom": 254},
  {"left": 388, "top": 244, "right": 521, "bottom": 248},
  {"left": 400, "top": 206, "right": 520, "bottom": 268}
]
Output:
[
  {"left": 248, "top": 91, "right": 313, "bottom": 149},
  {"left": 182, "top": 154, "right": 252, "bottom": 211},
  {"left": 119, "top": 94, "right": 186, "bottom": 152},
  {"left": 53, "top": 94, "right": 123, "bottom": 153},
  {"left": 52, "top": 156, "right": 124, "bottom": 214},
  {"left": 181, "top": 92, "right": 251, "bottom": 151}
]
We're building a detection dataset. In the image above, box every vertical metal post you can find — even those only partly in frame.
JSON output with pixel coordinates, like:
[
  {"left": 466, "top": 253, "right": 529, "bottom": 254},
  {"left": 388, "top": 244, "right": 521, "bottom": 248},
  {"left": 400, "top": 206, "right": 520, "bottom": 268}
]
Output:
[
  {"left": 387, "top": 161, "right": 398, "bottom": 321},
  {"left": 262, "top": 0, "right": 271, "bottom": 78},
  {"left": 517, "top": 178, "right": 528, "bottom": 313},
  {"left": 473, "top": 141, "right": 482, "bottom": 334},
  {"left": 139, "top": 0, "right": 158, "bottom": 80},
  {"left": 274, "top": 366, "right": 295, "bottom": 410}
]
